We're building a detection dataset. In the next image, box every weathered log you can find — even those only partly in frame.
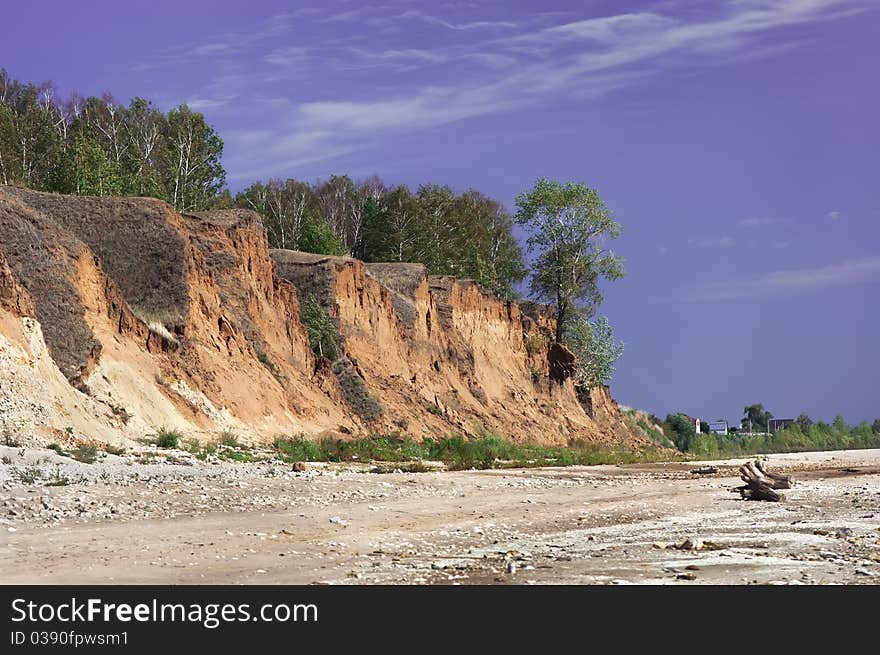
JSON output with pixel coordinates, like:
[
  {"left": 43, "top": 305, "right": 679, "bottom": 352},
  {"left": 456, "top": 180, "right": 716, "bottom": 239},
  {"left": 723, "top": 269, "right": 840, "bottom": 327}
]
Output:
[
  {"left": 755, "top": 459, "right": 794, "bottom": 489},
  {"left": 736, "top": 459, "right": 788, "bottom": 501},
  {"left": 690, "top": 465, "right": 719, "bottom": 475},
  {"left": 738, "top": 484, "right": 782, "bottom": 502}
]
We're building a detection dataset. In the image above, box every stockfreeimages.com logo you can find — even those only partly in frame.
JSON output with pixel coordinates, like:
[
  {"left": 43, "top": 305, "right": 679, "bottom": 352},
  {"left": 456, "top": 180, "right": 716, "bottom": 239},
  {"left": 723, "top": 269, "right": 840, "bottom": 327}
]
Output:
[{"left": 11, "top": 597, "right": 318, "bottom": 630}]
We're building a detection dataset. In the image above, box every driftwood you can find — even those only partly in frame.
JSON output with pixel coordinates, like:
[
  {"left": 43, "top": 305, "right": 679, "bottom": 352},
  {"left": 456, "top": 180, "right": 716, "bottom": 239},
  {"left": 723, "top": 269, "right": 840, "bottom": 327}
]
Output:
[
  {"left": 755, "top": 459, "right": 794, "bottom": 489},
  {"left": 735, "top": 459, "right": 795, "bottom": 501},
  {"left": 690, "top": 465, "right": 719, "bottom": 475}
]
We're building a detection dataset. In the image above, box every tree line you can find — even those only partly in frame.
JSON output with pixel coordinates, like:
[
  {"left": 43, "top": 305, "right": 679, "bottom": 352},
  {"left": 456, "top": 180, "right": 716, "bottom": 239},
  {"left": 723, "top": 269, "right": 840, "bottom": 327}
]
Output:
[
  {"left": 0, "top": 70, "right": 527, "bottom": 298},
  {"left": 656, "top": 405, "right": 880, "bottom": 457},
  {"left": 231, "top": 176, "right": 527, "bottom": 298},
  {"left": 0, "top": 70, "right": 225, "bottom": 211}
]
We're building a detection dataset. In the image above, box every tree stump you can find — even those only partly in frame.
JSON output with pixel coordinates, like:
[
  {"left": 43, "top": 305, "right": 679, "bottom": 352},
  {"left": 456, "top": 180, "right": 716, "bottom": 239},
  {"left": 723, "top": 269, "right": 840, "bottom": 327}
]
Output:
[{"left": 735, "top": 459, "right": 794, "bottom": 501}]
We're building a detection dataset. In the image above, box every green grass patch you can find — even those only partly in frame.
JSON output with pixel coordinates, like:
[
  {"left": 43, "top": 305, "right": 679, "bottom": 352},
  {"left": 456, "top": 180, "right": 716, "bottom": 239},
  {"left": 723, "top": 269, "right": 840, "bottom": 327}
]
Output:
[{"left": 271, "top": 432, "right": 671, "bottom": 470}]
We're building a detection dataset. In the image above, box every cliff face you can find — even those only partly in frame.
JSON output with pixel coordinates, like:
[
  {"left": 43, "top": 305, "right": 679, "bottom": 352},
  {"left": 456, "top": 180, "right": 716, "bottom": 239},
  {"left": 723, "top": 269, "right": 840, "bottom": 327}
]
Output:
[{"left": 0, "top": 186, "right": 646, "bottom": 449}]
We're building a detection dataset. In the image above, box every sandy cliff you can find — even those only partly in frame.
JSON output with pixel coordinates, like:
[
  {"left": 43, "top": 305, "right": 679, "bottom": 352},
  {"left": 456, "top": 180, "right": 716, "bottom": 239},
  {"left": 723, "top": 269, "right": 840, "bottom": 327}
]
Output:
[{"left": 0, "top": 186, "right": 647, "bottom": 449}]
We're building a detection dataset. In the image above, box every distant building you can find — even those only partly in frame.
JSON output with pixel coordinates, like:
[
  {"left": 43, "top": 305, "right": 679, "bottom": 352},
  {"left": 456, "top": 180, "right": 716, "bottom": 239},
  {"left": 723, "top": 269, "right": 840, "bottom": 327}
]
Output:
[
  {"left": 684, "top": 415, "right": 701, "bottom": 434},
  {"left": 707, "top": 420, "right": 729, "bottom": 435},
  {"left": 768, "top": 418, "right": 795, "bottom": 433}
]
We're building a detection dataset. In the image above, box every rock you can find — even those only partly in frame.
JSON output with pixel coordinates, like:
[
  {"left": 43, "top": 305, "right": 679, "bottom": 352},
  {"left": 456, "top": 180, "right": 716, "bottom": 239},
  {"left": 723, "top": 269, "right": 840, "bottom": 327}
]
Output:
[
  {"left": 680, "top": 537, "right": 703, "bottom": 551},
  {"left": 676, "top": 572, "right": 696, "bottom": 580},
  {"left": 292, "top": 462, "right": 306, "bottom": 472},
  {"left": 854, "top": 568, "right": 874, "bottom": 577},
  {"left": 652, "top": 542, "right": 669, "bottom": 550},
  {"left": 329, "top": 516, "right": 348, "bottom": 527},
  {"left": 506, "top": 560, "right": 517, "bottom": 575}
]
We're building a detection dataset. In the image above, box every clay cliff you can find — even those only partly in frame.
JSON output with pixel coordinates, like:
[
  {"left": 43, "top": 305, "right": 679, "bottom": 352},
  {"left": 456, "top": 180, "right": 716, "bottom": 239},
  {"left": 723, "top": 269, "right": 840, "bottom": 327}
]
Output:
[{"left": 0, "top": 186, "right": 648, "bottom": 450}]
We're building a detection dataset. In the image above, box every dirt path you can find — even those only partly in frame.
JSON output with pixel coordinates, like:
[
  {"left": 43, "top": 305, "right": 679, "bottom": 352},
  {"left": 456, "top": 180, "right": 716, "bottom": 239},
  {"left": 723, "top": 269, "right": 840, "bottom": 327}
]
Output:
[{"left": 1, "top": 448, "right": 879, "bottom": 584}]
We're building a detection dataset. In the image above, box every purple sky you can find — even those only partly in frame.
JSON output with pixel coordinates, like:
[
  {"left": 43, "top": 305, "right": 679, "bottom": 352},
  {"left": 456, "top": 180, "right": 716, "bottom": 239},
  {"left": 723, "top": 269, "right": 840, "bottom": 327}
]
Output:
[{"left": 4, "top": 0, "right": 879, "bottom": 424}]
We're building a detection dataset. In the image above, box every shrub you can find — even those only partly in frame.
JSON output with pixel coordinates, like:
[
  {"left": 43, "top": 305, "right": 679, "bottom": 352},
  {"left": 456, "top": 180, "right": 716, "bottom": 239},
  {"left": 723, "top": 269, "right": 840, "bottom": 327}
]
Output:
[
  {"left": 274, "top": 436, "right": 323, "bottom": 462},
  {"left": 155, "top": 428, "right": 182, "bottom": 449},
  {"left": 70, "top": 444, "right": 98, "bottom": 464}
]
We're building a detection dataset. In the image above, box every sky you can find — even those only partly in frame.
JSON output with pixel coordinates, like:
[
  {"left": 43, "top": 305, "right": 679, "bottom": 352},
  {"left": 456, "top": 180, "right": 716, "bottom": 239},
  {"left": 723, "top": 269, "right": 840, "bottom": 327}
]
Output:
[{"left": 3, "top": 0, "right": 878, "bottom": 424}]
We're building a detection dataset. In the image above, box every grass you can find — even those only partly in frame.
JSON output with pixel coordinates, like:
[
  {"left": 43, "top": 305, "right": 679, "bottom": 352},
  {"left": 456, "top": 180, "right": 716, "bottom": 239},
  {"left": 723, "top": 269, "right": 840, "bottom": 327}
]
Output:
[
  {"left": 218, "top": 431, "right": 242, "bottom": 448},
  {"left": 271, "top": 432, "right": 672, "bottom": 471},
  {"left": 10, "top": 464, "right": 43, "bottom": 484}
]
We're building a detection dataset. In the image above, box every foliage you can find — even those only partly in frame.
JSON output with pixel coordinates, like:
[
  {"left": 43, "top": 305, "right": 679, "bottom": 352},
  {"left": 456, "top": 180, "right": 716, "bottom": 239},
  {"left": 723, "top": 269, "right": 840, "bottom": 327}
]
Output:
[
  {"left": 565, "top": 314, "right": 624, "bottom": 389},
  {"left": 300, "top": 294, "right": 339, "bottom": 360},
  {"left": 0, "top": 70, "right": 224, "bottom": 211},
  {"left": 155, "top": 428, "right": 182, "bottom": 449},
  {"left": 665, "top": 410, "right": 880, "bottom": 456},
  {"left": 663, "top": 413, "right": 697, "bottom": 452},
  {"left": 742, "top": 403, "right": 773, "bottom": 433},
  {"left": 296, "top": 211, "right": 347, "bottom": 255},
  {"left": 514, "top": 177, "right": 624, "bottom": 341},
  {"left": 70, "top": 444, "right": 98, "bottom": 464},
  {"left": 272, "top": 432, "right": 673, "bottom": 470}
]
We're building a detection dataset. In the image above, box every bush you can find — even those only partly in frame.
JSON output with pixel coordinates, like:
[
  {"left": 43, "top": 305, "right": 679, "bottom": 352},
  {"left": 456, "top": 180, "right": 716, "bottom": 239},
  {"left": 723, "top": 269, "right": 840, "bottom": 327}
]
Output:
[
  {"left": 274, "top": 436, "right": 323, "bottom": 462},
  {"left": 71, "top": 444, "right": 98, "bottom": 464},
  {"left": 155, "top": 428, "right": 182, "bottom": 449}
]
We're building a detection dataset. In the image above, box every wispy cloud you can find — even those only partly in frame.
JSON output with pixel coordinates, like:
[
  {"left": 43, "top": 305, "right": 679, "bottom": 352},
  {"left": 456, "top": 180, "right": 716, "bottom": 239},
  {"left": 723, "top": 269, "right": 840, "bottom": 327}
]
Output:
[
  {"left": 738, "top": 216, "right": 788, "bottom": 227},
  {"left": 143, "top": 1, "right": 867, "bottom": 177},
  {"left": 691, "top": 235, "right": 736, "bottom": 248},
  {"left": 828, "top": 210, "right": 842, "bottom": 220},
  {"left": 682, "top": 256, "right": 880, "bottom": 301}
]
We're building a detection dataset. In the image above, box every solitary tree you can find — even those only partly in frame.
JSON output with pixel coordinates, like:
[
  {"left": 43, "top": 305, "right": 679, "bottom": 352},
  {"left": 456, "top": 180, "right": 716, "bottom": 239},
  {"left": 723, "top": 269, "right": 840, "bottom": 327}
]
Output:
[{"left": 514, "top": 178, "right": 624, "bottom": 342}]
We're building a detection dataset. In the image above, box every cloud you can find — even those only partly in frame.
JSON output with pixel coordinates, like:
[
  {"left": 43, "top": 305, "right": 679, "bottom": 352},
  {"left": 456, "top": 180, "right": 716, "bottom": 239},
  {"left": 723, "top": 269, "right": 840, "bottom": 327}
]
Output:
[
  {"left": 691, "top": 235, "right": 736, "bottom": 248},
  {"left": 738, "top": 216, "right": 787, "bottom": 227},
  {"left": 828, "top": 210, "right": 842, "bottom": 220},
  {"left": 149, "top": 1, "right": 866, "bottom": 177},
  {"left": 682, "top": 256, "right": 880, "bottom": 301}
]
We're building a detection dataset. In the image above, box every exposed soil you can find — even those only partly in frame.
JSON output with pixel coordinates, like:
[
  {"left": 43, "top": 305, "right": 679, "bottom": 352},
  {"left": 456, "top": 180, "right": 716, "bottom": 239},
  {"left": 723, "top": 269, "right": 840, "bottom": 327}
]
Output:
[{"left": 1, "top": 448, "right": 878, "bottom": 585}]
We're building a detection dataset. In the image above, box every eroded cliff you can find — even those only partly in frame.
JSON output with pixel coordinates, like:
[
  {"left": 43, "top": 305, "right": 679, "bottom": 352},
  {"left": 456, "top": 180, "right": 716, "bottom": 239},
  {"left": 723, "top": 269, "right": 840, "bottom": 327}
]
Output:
[{"left": 0, "top": 186, "right": 647, "bottom": 450}]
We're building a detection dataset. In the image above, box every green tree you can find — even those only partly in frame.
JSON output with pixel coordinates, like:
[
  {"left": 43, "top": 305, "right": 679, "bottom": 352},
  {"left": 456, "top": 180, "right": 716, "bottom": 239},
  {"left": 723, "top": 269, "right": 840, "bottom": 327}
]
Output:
[
  {"left": 565, "top": 315, "right": 624, "bottom": 390},
  {"left": 873, "top": 419, "right": 880, "bottom": 434},
  {"left": 160, "top": 105, "right": 225, "bottom": 211},
  {"left": 742, "top": 403, "right": 773, "bottom": 433},
  {"left": 514, "top": 177, "right": 624, "bottom": 342},
  {"left": 297, "top": 211, "right": 346, "bottom": 255},
  {"left": 665, "top": 413, "right": 697, "bottom": 451},
  {"left": 794, "top": 413, "right": 813, "bottom": 432},
  {"left": 300, "top": 294, "right": 339, "bottom": 360}
]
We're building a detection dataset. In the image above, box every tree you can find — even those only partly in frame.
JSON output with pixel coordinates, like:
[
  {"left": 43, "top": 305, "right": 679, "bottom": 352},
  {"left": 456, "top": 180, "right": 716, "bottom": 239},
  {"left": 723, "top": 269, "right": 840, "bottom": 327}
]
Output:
[
  {"left": 514, "top": 177, "right": 624, "bottom": 342},
  {"left": 742, "top": 403, "right": 773, "bottom": 433},
  {"left": 565, "top": 314, "right": 624, "bottom": 390},
  {"left": 160, "top": 105, "right": 225, "bottom": 211},
  {"left": 665, "top": 413, "right": 696, "bottom": 451},
  {"left": 297, "top": 211, "right": 346, "bottom": 255},
  {"left": 873, "top": 419, "right": 880, "bottom": 434},
  {"left": 237, "top": 178, "right": 312, "bottom": 250},
  {"left": 794, "top": 413, "right": 813, "bottom": 432}
]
